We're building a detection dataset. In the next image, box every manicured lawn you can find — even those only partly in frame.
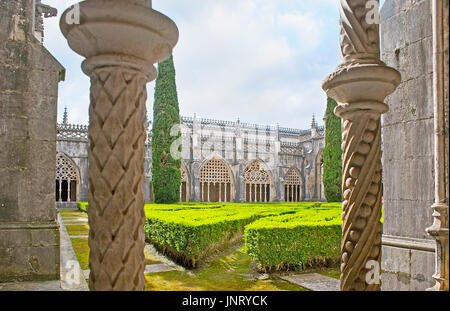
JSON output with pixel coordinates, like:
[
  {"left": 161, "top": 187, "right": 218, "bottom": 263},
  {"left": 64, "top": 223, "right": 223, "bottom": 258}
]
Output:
[
  {"left": 71, "top": 237, "right": 90, "bottom": 270},
  {"left": 65, "top": 224, "right": 89, "bottom": 236}
]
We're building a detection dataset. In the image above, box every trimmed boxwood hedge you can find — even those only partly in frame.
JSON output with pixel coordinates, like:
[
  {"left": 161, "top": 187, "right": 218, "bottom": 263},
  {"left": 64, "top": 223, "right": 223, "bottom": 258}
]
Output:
[
  {"left": 77, "top": 202, "right": 88, "bottom": 213},
  {"left": 76, "top": 202, "right": 343, "bottom": 270},
  {"left": 143, "top": 203, "right": 300, "bottom": 268},
  {"left": 244, "top": 206, "right": 342, "bottom": 272}
]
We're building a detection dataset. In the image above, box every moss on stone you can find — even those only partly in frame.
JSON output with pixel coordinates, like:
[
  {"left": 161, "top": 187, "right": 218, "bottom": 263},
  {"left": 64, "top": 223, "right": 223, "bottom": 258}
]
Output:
[
  {"left": 145, "top": 247, "right": 306, "bottom": 291},
  {"left": 70, "top": 238, "right": 90, "bottom": 270},
  {"left": 65, "top": 224, "right": 89, "bottom": 236}
]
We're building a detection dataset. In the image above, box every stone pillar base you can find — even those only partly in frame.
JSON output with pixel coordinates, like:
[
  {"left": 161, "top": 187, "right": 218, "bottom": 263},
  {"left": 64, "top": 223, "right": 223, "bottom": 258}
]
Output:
[{"left": 0, "top": 222, "right": 59, "bottom": 282}]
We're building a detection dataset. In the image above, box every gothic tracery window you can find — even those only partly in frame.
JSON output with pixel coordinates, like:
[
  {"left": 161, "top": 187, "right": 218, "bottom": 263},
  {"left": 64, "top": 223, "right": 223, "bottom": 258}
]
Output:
[
  {"left": 200, "top": 158, "right": 233, "bottom": 202},
  {"left": 55, "top": 153, "right": 79, "bottom": 202},
  {"left": 284, "top": 168, "right": 302, "bottom": 202},
  {"left": 244, "top": 160, "right": 271, "bottom": 202}
]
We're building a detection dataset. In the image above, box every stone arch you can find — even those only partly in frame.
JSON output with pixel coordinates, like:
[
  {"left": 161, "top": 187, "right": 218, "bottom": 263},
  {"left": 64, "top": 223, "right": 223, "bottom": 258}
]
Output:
[
  {"left": 199, "top": 156, "right": 235, "bottom": 202},
  {"left": 180, "top": 161, "right": 190, "bottom": 202},
  {"left": 243, "top": 159, "right": 273, "bottom": 202},
  {"left": 56, "top": 152, "right": 80, "bottom": 202},
  {"left": 284, "top": 167, "right": 302, "bottom": 202}
]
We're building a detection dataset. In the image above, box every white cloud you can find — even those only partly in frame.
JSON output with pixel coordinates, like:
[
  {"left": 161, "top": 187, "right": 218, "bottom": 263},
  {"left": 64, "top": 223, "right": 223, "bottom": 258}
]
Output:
[{"left": 43, "top": 0, "right": 340, "bottom": 129}]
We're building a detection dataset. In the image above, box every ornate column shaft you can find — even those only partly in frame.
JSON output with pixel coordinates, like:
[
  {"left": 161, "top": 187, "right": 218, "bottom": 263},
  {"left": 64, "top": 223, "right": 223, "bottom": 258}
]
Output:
[
  {"left": 322, "top": 0, "right": 400, "bottom": 291},
  {"left": 60, "top": 0, "right": 178, "bottom": 290},
  {"left": 426, "top": 0, "right": 449, "bottom": 292}
]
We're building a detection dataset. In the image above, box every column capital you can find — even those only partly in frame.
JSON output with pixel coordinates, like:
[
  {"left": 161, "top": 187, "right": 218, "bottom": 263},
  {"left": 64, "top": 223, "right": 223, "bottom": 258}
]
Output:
[{"left": 60, "top": 0, "right": 178, "bottom": 79}]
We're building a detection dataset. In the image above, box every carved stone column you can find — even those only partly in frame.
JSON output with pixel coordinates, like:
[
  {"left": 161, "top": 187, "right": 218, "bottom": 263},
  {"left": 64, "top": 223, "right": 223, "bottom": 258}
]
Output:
[
  {"left": 322, "top": 0, "right": 401, "bottom": 291},
  {"left": 426, "top": 0, "right": 449, "bottom": 292},
  {"left": 60, "top": 0, "right": 178, "bottom": 290}
]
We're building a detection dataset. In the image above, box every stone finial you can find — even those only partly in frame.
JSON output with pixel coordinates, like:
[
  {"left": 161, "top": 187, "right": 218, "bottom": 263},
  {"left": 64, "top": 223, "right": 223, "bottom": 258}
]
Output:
[
  {"left": 62, "top": 107, "right": 68, "bottom": 125},
  {"left": 60, "top": 0, "right": 178, "bottom": 291},
  {"left": 311, "top": 114, "right": 318, "bottom": 128}
]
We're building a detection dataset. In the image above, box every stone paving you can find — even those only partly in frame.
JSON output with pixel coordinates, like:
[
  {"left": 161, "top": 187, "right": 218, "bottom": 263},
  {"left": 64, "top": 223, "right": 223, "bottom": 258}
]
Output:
[{"left": 280, "top": 273, "right": 340, "bottom": 291}]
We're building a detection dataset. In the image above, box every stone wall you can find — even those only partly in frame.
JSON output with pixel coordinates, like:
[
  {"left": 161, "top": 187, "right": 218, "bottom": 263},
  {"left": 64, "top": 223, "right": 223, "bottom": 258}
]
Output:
[
  {"left": 380, "top": 0, "right": 436, "bottom": 290},
  {"left": 0, "top": 0, "right": 64, "bottom": 282}
]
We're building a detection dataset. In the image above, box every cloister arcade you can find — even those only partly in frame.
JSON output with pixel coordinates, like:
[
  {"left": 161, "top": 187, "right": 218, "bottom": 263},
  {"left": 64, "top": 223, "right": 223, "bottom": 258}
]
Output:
[{"left": 55, "top": 153, "right": 79, "bottom": 203}]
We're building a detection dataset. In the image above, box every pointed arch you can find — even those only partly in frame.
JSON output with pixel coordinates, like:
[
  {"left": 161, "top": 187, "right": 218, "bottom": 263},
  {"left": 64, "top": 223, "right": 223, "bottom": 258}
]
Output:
[
  {"left": 243, "top": 159, "right": 273, "bottom": 202},
  {"left": 199, "top": 156, "right": 235, "bottom": 202},
  {"left": 180, "top": 161, "right": 190, "bottom": 202},
  {"left": 284, "top": 167, "right": 302, "bottom": 202},
  {"left": 56, "top": 152, "right": 80, "bottom": 202}
]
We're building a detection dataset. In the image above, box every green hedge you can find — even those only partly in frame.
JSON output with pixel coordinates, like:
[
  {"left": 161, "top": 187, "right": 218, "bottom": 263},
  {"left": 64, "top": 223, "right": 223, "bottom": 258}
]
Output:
[
  {"left": 77, "top": 202, "right": 88, "bottom": 213},
  {"left": 244, "top": 205, "right": 342, "bottom": 272},
  {"left": 151, "top": 55, "right": 182, "bottom": 204},
  {"left": 323, "top": 97, "right": 342, "bottom": 202},
  {"left": 143, "top": 203, "right": 300, "bottom": 268}
]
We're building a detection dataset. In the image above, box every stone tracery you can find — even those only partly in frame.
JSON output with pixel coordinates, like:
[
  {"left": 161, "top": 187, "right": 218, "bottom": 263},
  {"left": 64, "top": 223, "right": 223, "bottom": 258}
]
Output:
[
  {"left": 244, "top": 160, "right": 272, "bottom": 202},
  {"left": 56, "top": 153, "right": 79, "bottom": 202},
  {"left": 284, "top": 168, "right": 302, "bottom": 202},
  {"left": 200, "top": 158, "right": 233, "bottom": 202}
]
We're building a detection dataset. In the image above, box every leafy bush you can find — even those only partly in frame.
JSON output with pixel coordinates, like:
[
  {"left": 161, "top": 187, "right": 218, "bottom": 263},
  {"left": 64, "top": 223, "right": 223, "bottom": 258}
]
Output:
[
  {"left": 244, "top": 205, "right": 342, "bottom": 272},
  {"left": 151, "top": 55, "right": 182, "bottom": 204},
  {"left": 323, "top": 97, "right": 342, "bottom": 202},
  {"left": 143, "top": 203, "right": 297, "bottom": 268},
  {"left": 144, "top": 203, "right": 341, "bottom": 268},
  {"left": 77, "top": 202, "right": 88, "bottom": 213}
]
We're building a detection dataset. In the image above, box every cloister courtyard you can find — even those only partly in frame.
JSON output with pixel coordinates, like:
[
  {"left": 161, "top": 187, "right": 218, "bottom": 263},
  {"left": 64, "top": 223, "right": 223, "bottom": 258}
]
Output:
[
  {"left": 58, "top": 203, "right": 343, "bottom": 291},
  {"left": 0, "top": 0, "right": 448, "bottom": 294}
]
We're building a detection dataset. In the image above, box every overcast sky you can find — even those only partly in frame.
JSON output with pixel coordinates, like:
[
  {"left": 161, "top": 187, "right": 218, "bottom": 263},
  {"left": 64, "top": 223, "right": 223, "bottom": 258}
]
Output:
[{"left": 43, "top": 0, "right": 347, "bottom": 129}]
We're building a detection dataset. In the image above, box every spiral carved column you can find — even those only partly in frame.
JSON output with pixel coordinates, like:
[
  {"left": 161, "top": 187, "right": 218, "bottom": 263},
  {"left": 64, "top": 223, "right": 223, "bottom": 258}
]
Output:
[
  {"left": 322, "top": 0, "right": 401, "bottom": 291},
  {"left": 60, "top": 0, "right": 178, "bottom": 290}
]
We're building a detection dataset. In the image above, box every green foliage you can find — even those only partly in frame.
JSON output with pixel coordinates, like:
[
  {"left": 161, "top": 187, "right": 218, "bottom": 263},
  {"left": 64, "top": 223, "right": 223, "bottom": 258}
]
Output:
[
  {"left": 143, "top": 202, "right": 342, "bottom": 268},
  {"left": 77, "top": 202, "right": 88, "bottom": 213},
  {"left": 151, "top": 55, "right": 182, "bottom": 204},
  {"left": 244, "top": 205, "right": 342, "bottom": 272},
  {"left": 323, "top": 97, "right": 343, "bottom": 202}
]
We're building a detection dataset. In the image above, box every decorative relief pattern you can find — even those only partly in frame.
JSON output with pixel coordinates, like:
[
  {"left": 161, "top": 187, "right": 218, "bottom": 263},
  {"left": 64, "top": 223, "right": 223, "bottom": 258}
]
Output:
[
  {"left": 339, "top": 0, "right": 380, "bottom": 62},
  {"left": 200, "top": 158, "right": 232, "bottom": 183},
  {"left": 56, "top": 153, "right": 79, "bottom": 181},
  {"left": 285, "top": 168, "right": 301, "bottom": 185},
  {"left": 87, "top": 66, "right": 148, "bottom": 291},
  {"left": 244, "top": 160, "right": 271, "bottom": 184},
  {"left": 58, "top": 124, "right": 89, "bottom": 141},
  {"left": 340, "top": 113, "right": 383, "bottom": 291}
]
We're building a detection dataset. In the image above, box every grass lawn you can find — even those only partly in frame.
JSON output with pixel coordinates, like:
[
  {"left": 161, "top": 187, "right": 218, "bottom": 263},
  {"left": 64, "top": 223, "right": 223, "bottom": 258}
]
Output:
[
  {"left": 70, "top": 237, "right": 90, "bottom": 270},
  {"left": 145, "top": 245, "right": 306, "bottom": 291},
  {"left": 64, "top": 203, "right": 344, "bottom": 291}
]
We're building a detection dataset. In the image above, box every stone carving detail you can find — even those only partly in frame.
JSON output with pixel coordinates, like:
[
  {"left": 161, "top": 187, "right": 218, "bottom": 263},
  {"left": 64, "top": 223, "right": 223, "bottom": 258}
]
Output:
[
  {"left": 87, "top": 66, "right": 148, "bottom": 290},
  {"left": 60, "top": 0, "right": 178, "bottom": 291},
  {"left": 340, "top": 114, "right": 383, "bottom": 291},
  {"left": 200, "top": 158, "right": 232, "bottom": 183},
  {"left": 58, "top": 124, "right": 89, "bottom": 142},
  {"left": 56, "top": 153, "right": 79, "bottom": 180},
  {"left": 284, "top": 168, "right": 301, "bottom": 185},
  {"left": 244, "top": 160, "right": 271, "bottom": 184},
  {"left": 339, "top": 0, "right": 380, "bottom": 63},
  {"left": 323, "top": 0, "right": 401, "bottom": 291}
]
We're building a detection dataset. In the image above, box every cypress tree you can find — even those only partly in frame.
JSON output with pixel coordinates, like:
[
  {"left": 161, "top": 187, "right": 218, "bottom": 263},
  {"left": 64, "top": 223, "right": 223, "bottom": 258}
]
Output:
[
  {"left": 151, "top": 55, "right": 182, "bottom": 203},
  {"left": 323, "top": 97, "right": 342, "bottom": 202}
]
